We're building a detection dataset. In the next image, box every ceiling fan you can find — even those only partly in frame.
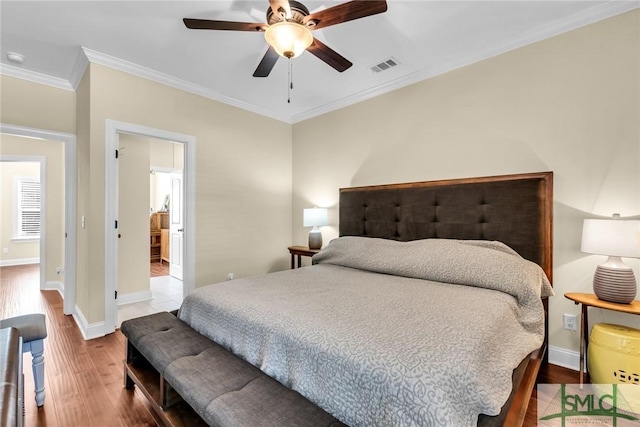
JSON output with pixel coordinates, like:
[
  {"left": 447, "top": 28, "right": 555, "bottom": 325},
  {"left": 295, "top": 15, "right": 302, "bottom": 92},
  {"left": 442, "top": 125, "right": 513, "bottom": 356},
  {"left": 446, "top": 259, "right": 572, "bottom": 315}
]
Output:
[{"left": 183, "top": 0, "right": 388, "bottom": 77}]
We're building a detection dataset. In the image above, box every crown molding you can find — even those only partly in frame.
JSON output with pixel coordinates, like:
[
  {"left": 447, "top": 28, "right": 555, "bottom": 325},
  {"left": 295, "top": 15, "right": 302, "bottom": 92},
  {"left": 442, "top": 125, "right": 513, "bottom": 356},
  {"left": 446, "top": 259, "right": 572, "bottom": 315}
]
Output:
[
  {"left": 291, "top": 1, "right": 640, "bottom": 123},
  {"left": 81, "top": 47, "right": 293, "bottom": 123},
  {"left": 68, "top": 49, "right": 89, "bottom": 90},
  {"left": 0, "top": 63, "right": 74, "bottom": 91}
]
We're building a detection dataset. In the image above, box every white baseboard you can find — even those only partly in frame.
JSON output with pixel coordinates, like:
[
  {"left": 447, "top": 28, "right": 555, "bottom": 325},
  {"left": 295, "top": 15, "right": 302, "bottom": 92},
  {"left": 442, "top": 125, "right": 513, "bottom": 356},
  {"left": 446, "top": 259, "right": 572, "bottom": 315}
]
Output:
[
  {"left": 117, "top": 290, "right": 153, "bottom": 306},
  {"left": 548, "top": 345, "right": 582, "bottom": 372},
  {"left": 72, "top": 305, "right": 105, "bottom": 340},
  {"left": 43, "top": 280, "right": 64, "bottom": 297},
  {"left": 0, "top": 257, "right": 39, "bottom": 267}
]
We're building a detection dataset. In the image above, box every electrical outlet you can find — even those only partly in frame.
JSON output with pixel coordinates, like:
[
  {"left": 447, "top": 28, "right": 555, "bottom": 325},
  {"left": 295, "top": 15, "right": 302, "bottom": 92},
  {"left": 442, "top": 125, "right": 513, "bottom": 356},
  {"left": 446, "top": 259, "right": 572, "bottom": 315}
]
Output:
[
  {"left": 227, "top": 273, "right": 234, "bottom": 281},
  {"left": 2, "top": 248, "right": 8, "bottom": 254},
  {"left": 563, "top": 314, "right": 577, "bottom": 331}
]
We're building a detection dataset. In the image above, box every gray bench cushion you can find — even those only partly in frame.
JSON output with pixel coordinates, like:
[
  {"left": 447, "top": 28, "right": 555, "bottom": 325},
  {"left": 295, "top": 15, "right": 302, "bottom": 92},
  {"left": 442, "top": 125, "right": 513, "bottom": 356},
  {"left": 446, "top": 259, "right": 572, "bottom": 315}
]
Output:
[
  {"left": 121, "top": 312, "right": 347, "bottom": 427},
  {"left": 121, "top": 311, "right": 182, "bottom": 348},
  {"left": 204, "top": 375, "right": 345, "bottom": 427},
  {"left": 121, "top": 311, "right": 214, "bottom": 373}
]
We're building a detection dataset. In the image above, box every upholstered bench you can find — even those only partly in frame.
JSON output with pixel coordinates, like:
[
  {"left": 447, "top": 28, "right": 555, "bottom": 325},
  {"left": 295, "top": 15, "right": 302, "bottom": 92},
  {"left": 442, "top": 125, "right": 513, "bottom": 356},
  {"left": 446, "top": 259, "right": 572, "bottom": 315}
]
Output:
[{"left": 120, "top": 311, "right": 346, "bottom": 427}]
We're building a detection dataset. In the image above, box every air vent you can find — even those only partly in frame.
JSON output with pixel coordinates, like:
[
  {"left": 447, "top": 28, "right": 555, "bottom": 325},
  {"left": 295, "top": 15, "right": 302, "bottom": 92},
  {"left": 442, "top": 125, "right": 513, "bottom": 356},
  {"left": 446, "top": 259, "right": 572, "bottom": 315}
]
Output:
[{"left": 370, "top": 57, "right": 399, "bottom": 73}]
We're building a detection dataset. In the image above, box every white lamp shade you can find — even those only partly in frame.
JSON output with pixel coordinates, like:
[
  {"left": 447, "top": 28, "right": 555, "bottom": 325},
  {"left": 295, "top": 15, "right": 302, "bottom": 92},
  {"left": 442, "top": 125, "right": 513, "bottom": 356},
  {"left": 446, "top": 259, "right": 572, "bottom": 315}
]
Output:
[
  {"left": 264, "top": 22, "right": 313, "bottom": 58},
  {"left": 303, "top": 208, "right": 328, "bottom": 227},
  {"left": 581, "top": 218, "right": 640, "bottom": 258}
]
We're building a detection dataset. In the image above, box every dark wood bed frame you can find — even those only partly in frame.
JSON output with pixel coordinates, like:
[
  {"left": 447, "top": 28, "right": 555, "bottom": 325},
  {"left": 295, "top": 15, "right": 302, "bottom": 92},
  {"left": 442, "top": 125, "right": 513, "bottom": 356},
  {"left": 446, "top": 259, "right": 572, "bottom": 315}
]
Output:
[{"left": 338, "top": 171, "right": 553, "bottom": 427}]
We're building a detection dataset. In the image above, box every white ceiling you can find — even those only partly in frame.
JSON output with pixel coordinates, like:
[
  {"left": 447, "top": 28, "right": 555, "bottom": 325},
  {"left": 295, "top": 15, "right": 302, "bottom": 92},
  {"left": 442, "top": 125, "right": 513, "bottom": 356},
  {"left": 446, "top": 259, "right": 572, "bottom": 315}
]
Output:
[{"left": 1, "top": 1, "right": 637, "bottom": 123}]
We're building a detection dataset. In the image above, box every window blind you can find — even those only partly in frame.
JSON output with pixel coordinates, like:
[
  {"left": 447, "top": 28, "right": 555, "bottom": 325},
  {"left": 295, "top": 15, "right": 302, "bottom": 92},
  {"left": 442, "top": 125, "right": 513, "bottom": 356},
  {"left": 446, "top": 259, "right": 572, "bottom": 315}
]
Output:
[{"left": 18, "top": 179, "right": 41, "bottom": 237}]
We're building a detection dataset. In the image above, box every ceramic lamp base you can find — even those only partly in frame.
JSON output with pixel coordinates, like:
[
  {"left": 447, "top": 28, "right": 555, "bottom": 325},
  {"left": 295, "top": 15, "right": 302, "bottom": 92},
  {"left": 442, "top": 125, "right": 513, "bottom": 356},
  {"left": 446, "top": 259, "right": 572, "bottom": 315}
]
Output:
[
  {"left": 308, "top": 230, "right": 322, "bottom": 250},
  {"left": 593, "top": 264, "right": 637, "bottom": 304}
]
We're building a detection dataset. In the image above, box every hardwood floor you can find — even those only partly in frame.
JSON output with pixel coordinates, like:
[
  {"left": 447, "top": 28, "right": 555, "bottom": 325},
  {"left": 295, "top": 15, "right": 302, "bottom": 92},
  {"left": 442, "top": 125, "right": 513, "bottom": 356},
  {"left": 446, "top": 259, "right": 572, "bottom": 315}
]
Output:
[
  {"left": 524, "top": 359, "right": 581, "bottom": 426},
  {"left": 0, "top": 264, "right": 157, "bottom": 427},
  {"left": 150, "top": 261, "right": 169, "bottom": 278},
  {"left": 1, "top": 263, "right": 580, "bottom": 427}
]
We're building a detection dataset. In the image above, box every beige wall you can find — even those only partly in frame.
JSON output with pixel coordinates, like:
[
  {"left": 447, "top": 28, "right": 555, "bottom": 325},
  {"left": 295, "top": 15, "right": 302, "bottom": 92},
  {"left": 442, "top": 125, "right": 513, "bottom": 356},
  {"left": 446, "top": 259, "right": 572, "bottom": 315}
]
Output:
[
  {"left": 0, "top": 160, "right": 39, "bottom": 261},
  {"left": 292, "top": 10, "right": 640, "bottom": 354},
  {"left": 0, "top": 134, "right": 65, "bottom": 283},
  {"left": 0, "top": 75, "right": 76, "bottom": 133},
  {"left": 150, "top": 138, "right": 182, "bottom": 170}
]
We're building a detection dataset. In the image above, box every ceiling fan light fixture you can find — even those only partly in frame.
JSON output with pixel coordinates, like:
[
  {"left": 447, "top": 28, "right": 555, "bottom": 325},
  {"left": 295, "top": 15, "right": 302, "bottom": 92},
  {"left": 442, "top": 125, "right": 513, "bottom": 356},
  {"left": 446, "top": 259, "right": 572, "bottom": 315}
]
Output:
[{"left": 264, "top": 21, "right": 313, "bottom": 59}]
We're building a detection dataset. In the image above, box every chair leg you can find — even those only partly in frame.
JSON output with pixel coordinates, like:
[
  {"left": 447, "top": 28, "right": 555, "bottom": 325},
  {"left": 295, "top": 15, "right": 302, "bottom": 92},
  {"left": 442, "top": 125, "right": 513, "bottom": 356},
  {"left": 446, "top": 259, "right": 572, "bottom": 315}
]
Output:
[{"left": 29, "top": 339, "right": 46, "bottom": 407}]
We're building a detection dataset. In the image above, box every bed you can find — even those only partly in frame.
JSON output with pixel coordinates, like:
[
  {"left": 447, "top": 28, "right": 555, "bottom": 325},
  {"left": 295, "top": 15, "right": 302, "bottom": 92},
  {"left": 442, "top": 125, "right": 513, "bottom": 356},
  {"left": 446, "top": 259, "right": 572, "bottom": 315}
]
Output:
[{"left": 178, "top": 171, "right": 554, "bottom": 427}]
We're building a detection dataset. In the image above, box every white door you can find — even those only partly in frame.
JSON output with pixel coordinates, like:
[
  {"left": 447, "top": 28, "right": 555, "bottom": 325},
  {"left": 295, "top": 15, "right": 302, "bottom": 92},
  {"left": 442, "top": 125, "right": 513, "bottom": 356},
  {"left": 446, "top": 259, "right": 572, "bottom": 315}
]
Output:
[{"left": 169, "top": 171, "right": 184, "bottom": 280}]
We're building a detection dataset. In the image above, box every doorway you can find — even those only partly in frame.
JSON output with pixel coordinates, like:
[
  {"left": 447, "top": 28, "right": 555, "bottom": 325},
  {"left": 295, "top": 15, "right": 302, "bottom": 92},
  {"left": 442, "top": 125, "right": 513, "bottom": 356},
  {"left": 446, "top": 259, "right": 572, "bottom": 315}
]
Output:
[
  {"left": 0, "top": 124, "right": 77, "bottom": 316},
  {"left": 149, "top": 168, "right": 184, "bottom": 280},
  {"left": 115, "top": 136, "right": 185, "bottom": 327},
  {"left": 104, "top": 120, "right": 195, "bottom": 334}
]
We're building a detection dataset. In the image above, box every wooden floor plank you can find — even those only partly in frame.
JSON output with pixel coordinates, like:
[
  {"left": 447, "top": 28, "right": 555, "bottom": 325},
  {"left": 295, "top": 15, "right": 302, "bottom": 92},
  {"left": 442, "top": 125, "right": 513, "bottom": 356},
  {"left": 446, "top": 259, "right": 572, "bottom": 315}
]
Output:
[
  {"left": 76, "top": 367, "right": 126, "bottom": 427},
  {"left": 150, "top": 261, "right": 169, "bottom": 278}
]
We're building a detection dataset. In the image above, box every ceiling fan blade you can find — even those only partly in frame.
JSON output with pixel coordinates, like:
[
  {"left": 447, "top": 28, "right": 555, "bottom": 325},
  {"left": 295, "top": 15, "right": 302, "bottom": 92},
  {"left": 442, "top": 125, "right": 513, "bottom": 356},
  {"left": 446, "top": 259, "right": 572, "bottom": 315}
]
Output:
[
  {"left": 253, "top": 46, "right": 280, "bottom": 77},
  {"left": 183, "top": 18, "right": 267, "bottom": 32},
  {"left": 304, "top": 1, "right": 387, "bottom": 30},
  {"left": 306, "top": 38, "right": 352, "bottom": 72},
  {"left": 269, "top": 0, "right": 292, "bottom": 20}
]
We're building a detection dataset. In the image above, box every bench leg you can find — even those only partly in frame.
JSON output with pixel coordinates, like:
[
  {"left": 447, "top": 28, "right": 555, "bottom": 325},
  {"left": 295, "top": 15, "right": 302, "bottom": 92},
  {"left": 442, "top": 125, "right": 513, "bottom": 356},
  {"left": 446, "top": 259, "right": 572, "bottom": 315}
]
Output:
[
  {"left": 25, "top": 339, "right": 45, "bottom": 407},
  {"left": 124, "top": 338, "right": 135, "bottom": 389},
  {"left": 160, "top": 375, "right": 182, "bottom": 409}
]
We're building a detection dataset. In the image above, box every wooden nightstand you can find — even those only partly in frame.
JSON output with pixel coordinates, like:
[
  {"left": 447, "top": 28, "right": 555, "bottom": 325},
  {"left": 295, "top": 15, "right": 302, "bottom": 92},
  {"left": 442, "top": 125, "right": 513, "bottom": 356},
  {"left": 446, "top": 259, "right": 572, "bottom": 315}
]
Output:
[
  {"left": 564, "top": 292, "right": 640, "bottom": 385},
  {"left": 288, "top": 246, "right": 320, "bottom": 269}
]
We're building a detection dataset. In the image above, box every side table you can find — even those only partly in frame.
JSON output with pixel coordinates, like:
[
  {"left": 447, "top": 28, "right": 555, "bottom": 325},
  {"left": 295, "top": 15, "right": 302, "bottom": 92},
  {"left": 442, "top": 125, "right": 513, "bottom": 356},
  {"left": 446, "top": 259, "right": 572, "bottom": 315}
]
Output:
[
  {"left": 564, "top": 292, "right": 640, "bottom": 385},
  {"left": 287, "top": 246, "right": 320, "bottom": 269}
]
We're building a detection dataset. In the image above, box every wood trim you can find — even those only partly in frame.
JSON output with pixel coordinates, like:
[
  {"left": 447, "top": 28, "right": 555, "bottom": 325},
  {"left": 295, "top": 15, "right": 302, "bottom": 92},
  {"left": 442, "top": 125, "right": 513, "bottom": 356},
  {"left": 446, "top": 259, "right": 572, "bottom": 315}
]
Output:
[
  {"left": 503, "top": 345, "right": 546, "bottom": 426},
  {"left": 565, "top": 292, "right": 640, "bottom": 314},
  {"left": 340, "top": 171, "right": 553, "bottom": 192},
  {"left": 287, "top": 246, "right": 321, "bottom": 257}
]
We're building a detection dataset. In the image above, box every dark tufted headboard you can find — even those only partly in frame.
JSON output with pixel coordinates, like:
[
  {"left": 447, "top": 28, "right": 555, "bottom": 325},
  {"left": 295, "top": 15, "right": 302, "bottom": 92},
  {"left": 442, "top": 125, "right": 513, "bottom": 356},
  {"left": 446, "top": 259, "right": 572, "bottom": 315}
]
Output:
[{"left": 339, "top": 172, "right": 553, "bottom": 282}]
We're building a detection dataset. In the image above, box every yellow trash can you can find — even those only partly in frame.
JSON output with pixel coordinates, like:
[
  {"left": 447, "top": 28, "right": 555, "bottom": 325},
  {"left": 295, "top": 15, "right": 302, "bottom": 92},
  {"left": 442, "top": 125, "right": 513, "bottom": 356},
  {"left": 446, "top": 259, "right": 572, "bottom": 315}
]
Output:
[{"left": 588, "top": 323, "right": 640, "bottom": 413}]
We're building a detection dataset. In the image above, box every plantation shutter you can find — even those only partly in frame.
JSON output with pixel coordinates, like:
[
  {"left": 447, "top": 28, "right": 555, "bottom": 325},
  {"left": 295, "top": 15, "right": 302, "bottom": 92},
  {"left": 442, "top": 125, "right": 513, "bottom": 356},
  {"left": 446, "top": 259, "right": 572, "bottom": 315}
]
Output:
[{"left": 18, "top": 179, "right": 41, "bottom": 237}]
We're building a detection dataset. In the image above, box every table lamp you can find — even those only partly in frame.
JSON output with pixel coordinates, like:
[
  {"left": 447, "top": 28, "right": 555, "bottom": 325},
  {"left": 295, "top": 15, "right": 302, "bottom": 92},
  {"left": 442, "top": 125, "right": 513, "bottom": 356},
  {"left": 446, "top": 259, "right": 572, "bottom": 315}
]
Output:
[
  {"left": 303, "top": 208, "right": 328, "bottom": 250},
  {"left": 581, "top": 214, "right": 640, "bottom": 304}
]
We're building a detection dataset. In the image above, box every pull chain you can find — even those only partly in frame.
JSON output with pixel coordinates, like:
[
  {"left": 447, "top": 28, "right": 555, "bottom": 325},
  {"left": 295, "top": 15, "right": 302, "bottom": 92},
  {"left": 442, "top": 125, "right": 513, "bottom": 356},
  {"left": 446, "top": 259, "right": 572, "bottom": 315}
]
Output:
[{"left": 287, "top": 58, "right": 293, "bottom": 103}]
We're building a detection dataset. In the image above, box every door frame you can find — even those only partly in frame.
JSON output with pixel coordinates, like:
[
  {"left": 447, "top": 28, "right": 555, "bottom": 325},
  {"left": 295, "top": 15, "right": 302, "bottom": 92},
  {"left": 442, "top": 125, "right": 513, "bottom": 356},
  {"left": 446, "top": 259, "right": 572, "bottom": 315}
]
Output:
[
  {"left": 0, "top": 123, "right": 77, "bottom": 315},
  {"left": 104, "top": 119, "right": 196, "bottom": 334}
]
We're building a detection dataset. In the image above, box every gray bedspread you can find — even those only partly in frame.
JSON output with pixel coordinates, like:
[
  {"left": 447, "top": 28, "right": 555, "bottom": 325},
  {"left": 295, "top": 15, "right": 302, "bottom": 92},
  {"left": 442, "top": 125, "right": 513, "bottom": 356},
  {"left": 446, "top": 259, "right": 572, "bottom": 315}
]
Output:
[{"left": 178, "top": 237, "right": 553, "bottom": 427}]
